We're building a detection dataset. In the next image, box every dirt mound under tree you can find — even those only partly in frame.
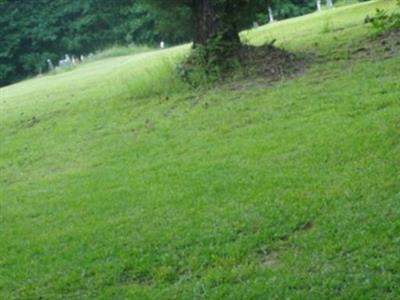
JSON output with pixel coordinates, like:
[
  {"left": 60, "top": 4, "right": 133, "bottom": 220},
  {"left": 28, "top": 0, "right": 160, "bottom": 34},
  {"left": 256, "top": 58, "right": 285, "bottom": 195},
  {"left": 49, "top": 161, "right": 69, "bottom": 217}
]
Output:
[{"left": 179, "top": 42, "right": 308, "bottom": 86}]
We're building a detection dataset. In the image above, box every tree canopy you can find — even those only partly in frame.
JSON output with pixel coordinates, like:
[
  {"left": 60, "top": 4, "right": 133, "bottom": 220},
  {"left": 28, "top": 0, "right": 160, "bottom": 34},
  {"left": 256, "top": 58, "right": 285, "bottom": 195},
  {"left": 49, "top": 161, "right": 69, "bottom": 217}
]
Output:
[{"left": 0, "top": 0, "right": 191, "bottom": 86}]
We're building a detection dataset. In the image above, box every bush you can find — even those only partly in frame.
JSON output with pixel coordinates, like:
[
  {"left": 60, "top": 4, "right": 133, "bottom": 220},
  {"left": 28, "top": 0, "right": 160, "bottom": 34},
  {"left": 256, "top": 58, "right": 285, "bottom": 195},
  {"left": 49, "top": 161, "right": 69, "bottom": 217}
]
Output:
[
  {"left": 365, "top": 1, "right": 400, "bottom": 35},
  {"left": 177, "top": 38, "right": 242, "bottom": 86}
]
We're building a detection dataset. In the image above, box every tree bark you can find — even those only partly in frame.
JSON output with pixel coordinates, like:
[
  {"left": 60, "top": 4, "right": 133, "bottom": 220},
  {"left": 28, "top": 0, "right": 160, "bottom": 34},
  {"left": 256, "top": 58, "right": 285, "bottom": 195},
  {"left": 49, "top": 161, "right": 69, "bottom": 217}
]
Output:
[
  {"left": 268, "top": 5, "right": 274, "bottom": 23},
  {"left": 191, "top": 0, "right": 240, "bottom": 49},
  {"left": 316, "top": 0, "right": 322, "bottom": 11}
]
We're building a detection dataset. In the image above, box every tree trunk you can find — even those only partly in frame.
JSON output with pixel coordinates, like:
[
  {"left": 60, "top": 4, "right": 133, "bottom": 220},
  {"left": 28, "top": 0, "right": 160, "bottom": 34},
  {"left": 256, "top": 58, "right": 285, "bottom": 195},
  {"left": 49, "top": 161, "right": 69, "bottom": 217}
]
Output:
[
  {"left": 268, "top": 5, "right": 274, "bottom": 23},
  {"left": 316, "top": 0, "right": 322, "bottom": 11},
  {"left": 191, "top": 0, "right": 240, "bottom": 49},
  {"left": 326, "top": 0, "right": 333, "bottom": 8}
]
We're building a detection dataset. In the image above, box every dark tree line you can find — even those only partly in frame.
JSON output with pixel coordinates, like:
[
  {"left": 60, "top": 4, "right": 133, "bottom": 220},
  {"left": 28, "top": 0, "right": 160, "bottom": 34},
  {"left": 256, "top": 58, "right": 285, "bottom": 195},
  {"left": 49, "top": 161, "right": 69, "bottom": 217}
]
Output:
[{"left": 0, "top": 0, "right": 191, "bottom": 86}]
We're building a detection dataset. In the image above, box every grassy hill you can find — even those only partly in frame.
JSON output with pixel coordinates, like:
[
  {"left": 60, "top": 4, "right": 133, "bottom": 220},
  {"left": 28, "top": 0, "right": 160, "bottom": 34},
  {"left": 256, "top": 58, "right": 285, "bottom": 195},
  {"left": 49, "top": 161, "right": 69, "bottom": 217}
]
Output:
[{"left": 1, "top": 1, "right": 399, "bottom": 299}]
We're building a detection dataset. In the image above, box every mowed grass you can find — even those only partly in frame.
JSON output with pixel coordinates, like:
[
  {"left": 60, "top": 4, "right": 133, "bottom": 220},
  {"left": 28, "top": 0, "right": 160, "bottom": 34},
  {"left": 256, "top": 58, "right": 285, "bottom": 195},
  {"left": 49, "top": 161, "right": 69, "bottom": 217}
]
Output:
[{"left": 1, "top": 1, "right": 400, "bottom": 299}]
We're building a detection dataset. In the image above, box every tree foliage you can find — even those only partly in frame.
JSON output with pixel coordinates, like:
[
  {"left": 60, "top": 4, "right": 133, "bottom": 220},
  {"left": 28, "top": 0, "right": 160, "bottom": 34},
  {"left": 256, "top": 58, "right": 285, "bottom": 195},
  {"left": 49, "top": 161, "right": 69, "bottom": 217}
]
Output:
[{"left": 0, "top": 0, "right": 191, "bottom": 86}]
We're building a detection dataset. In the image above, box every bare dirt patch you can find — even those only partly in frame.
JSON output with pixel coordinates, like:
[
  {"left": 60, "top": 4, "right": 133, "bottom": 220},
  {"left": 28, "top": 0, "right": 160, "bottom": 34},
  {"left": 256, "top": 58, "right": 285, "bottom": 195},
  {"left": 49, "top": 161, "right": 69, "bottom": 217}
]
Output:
[
  {"left": 262, "top": 252, "right": 280, "bottom": 269},
  {"left": 257, "top": 247, "right": 280, "bottom": 269},
  {"left": 352, "top": 29, "right": 400, "bottom": 60},
  {"left": 238, "top": 43, "right": 309, "bottom": 81},
  {"left": 180, "top": 42, "right": 311, "bottom": 90},
  {"left": 218, "top": 43, "right": 312, "bottom": 91}
]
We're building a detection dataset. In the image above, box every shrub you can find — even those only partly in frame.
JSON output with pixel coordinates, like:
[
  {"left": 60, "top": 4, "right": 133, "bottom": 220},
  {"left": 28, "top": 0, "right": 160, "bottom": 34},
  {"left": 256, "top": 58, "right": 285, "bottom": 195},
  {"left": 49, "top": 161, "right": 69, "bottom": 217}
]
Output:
[{"left": 365, "top": 1, "right": 400, "bottom": 35}]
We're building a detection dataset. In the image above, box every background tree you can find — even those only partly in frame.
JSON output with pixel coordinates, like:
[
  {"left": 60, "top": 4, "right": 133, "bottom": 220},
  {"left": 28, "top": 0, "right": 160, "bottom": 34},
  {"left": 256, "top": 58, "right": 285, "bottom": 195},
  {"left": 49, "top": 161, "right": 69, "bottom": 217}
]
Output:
[{"left": 0, "top": 0, "right": 191, "bottom": 86}]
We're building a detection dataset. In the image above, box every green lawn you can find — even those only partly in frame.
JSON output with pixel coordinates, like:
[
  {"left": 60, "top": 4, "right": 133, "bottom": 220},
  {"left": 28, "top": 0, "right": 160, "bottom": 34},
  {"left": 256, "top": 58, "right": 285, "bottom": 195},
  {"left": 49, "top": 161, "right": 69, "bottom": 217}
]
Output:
[{"left": 1, "top": 1, "right": 400, "bottom": 299}]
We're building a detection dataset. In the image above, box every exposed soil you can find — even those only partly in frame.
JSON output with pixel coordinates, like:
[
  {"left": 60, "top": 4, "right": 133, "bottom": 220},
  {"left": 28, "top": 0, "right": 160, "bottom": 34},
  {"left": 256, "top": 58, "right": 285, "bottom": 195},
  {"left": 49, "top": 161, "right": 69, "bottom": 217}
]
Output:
[
  {"left": 379, "top": 28, "right": 400, "bottom": 55},
  {"left": 352, "top": 29, "right": 400, "bottom": 60},
  {"left": 180, "top": 42, "right": 310, "bottom": 88},
  {"left": 237, "top": 43, "right": 309, "bottom": 82}
]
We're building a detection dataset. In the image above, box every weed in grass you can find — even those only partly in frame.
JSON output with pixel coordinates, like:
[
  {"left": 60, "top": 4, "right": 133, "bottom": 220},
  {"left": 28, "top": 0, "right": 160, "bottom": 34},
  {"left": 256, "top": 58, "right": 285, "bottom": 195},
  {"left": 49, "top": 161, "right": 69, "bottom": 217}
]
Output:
[{"left": 321, "top": 18, "right": 333, "bottom": 34}]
